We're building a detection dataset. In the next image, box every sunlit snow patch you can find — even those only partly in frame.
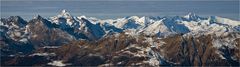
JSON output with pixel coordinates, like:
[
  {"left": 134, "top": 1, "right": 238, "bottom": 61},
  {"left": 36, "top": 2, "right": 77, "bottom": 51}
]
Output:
[{"left": 48, "top": 60, "right": 71, "bottom": 67}]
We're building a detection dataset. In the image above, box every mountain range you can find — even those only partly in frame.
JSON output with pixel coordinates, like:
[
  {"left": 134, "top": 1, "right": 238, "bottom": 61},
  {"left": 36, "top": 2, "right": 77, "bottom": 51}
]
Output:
[{"left": 1, "top": 10, "right": 239, "bottom": 66}]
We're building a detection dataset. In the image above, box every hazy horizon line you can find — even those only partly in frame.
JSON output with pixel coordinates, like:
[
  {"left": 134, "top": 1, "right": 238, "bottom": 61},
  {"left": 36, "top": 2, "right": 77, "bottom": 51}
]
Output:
[{"left": 1, "top": 0, "right": 239, "bottom": 1}]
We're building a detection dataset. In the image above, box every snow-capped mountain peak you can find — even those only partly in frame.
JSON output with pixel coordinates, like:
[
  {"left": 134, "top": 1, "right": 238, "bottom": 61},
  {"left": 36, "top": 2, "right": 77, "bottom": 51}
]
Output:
[
  {"left": 128, "top": 16, "right": 140, "bottom": 20},
  {"left": 184, "top": 12, "right": 196, "bottom": 19},
  {"left": 62, "top": 9, "right": 67, "bottom": 13},
  {"left": 183, "top": 12, "right": 203, "bottom": 21},
  {"left": 34, "top": 15, "right": 43, "bottom": 20},
  {"left": 137, "top": 16, "right": 147, "bottom": 26},
  {"left": 49, "top": 9, "right": 79, "bottom": 27},
  {"left": 58, "top": 9, "right": 72, "bottom": 18}
]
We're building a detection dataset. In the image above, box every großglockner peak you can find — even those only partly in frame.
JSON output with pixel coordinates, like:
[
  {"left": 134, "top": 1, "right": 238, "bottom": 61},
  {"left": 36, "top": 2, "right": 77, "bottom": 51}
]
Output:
[
  {"left": 58, "top": 9, "right": 72, "bottom": 18},
  {"left": 49, "top": 9, "right": 79, "bottom": 27}
]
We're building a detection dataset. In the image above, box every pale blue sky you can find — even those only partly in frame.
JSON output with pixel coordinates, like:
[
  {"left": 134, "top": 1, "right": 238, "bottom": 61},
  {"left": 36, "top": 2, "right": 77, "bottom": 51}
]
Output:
[{"left": 1, "top": 0, "right": 239, "bottom": 20}]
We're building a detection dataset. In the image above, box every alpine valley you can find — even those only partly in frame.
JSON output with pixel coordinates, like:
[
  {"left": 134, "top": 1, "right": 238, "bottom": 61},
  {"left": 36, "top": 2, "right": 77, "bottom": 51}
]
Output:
[{"left": 1, "top": 10, "right": 240, "bottom": 66}]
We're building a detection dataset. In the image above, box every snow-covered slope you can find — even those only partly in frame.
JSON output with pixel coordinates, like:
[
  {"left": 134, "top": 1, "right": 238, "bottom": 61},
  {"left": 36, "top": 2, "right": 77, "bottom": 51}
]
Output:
[
  {"left": 143, "top": 19, "right": 171, "bottom": 35},
  {"left": 2, "top": 10, "right": 239, "bottom": 41},
  {"left": 213, "top": 16, "right": 240, "bottom": 26}
]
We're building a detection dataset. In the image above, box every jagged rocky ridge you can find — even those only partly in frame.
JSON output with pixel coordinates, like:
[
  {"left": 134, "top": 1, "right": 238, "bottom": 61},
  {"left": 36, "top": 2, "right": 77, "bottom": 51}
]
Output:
[{"left": 0, "top": 10, "right": 240, "bottom": 66}]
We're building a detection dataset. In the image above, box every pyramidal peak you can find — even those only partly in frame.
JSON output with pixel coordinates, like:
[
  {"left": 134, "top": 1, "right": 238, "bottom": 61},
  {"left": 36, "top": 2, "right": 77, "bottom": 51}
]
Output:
[
  {"left": 187, "top": 12, "right": 196, "bottom": 16},
  {"left": 33, "top": 15, "right": 43, "bottom": 20},
  {"left": 62, "top": 9, "right": 67, "bottom": 13},
  {"left": 182, "top": 12, "right": 204, "bottom": 21},
  {"left": 184, "top": 12, "right": 197, "bottom": 19},
  {"left": 58, "top": 9, "right": 72, "bottom": 18},
  {"left": 9, "top": 16, "right": 25, "bottom": 22}
]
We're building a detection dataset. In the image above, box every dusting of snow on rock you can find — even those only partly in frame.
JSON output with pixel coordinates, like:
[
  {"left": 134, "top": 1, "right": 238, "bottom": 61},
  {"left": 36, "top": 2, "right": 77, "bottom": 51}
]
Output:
[
  {"left": 30, "top": 53, "right": 56, "bottom": 56},
  {"left": 215, "top": 51, "right": 226, "bottom": 60},
  {"left": 42, "top": 46, "right": 60, "bottom": 49},
  {"left": 48, "top": 60, "right": 71, "bottom": 67},
  {"left": 19, "top": 38, "right": 28, "bottom": 43},
  {"left": 212, "top": 36, "right": 237, "bottom": 49},
  {"left": 148, "top": 57, "right": 160, "bottom": 66}
]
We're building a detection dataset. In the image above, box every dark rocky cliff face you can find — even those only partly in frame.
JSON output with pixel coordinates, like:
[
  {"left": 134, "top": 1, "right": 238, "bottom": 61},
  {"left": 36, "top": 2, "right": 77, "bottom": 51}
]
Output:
[{"left": 2, "top": 33, "right": 239, "bottom": 66}]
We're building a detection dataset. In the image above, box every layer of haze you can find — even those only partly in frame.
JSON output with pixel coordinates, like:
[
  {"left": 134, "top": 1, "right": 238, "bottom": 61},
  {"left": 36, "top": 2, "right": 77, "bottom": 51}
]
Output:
[{"left": 1, "top": 0, "right": 239, "bottom": 20}]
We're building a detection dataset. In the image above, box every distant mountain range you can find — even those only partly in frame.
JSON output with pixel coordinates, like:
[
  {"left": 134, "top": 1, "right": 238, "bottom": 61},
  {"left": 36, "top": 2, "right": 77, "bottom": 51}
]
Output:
[{"left": 1, "top": 10, "right": 239, "bottom": 66}]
